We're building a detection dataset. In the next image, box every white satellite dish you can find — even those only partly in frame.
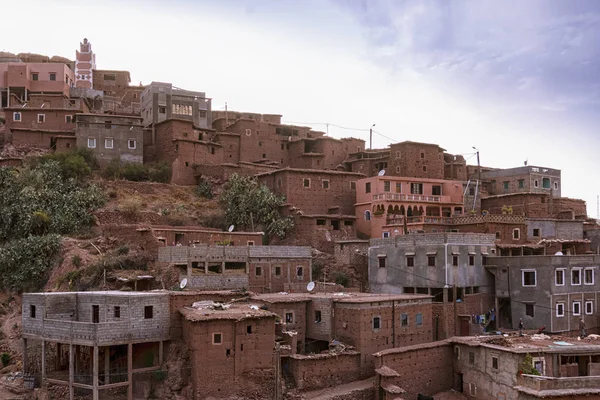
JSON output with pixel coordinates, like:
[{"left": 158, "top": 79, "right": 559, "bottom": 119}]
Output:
[
  {"left": 179, "top": 278, "right": 188, "bottom": 289},
  {"left": 307, "top": 281, "right": 315, "bottom": 292},
  {"left": 555, "top": 251, "right": 564, "bottom": 256},
  {"left": 228, "top": 225, "right": 235, "bottom": 232},
  {"left": 378, "top": 169, "right": 386, "bottom": 176}
]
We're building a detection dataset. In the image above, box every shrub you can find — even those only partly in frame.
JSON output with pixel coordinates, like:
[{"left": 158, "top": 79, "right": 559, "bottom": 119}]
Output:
[
  {"left": 117, "top": 245, "right": 129, "bottom": 255},
  {"left": 71, "top": 254, "right": 82, "bottom": 267},
  {"left": 195, "top": 178, "right": 213, "bottom": 199},
  {"left": 334, "top": 272, "right": 349, "bottom": 287},
  {"left": 121, "top": 197, "right": 142, "bottom": 218},
  {"left": 147, "top": 162, "right": 171, "bottom": 183},
  {"left": 1, "top": 353, "right": 10, "bottom": 367},
  {"left": 312, "top": 261, "right": 324, "bottom": 280},
  {"left": 121, "top": 163, "right": 148, "bottom": 182}
]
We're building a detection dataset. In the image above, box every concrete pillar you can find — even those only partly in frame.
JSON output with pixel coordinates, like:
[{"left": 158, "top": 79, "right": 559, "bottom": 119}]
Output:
[
  {"left": 69, "top": 344, "right": 74, "bottom": 400},
  {"left": 104, "top": 346, "right": 110, "bottom": 385},
  {"left": 41, "top": 340, "right": 46, "bottom": 382},
  {"left": 92, "top": 346, "right": 99, "bottom": 400},
  {"left": 55, "top": 343, "right": 61, "bottom": 370},
  {"left": 204, "top": 261, "right": 208, "bottom": 274},
  {"left": 159, "top": 341, "right": 163, "bottom": 366},
  {"left": 22, "top": 339, "right": 27, "bottom": 374},
  {"left": 6, "top": 87, "right": 9, "bottom": 108},
  {"left": 187, "top": 261, "right": 192, "bottom": 278},
  {"left": 127, "top": 343, "right": 133, "bottom": 400}
]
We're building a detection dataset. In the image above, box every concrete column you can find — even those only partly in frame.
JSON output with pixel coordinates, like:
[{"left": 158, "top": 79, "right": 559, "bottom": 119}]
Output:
[
  {"left": 104, "top": 346, "right": 110, "bottom": 385},
  {"left": 127, "top": 343, "right": 133, "bottom": 400},
  {"left": 221, "top": 261, "right": 225, "bottom": 273},
  {"left": 69, "top": 344, "right": 74, "bottom": 400},
  {"left": 159, "top": 341, "right": 163, "bottom": 366},
  {"left": 41, "top": 340, "right": 46, "bottom": 382},
  {"left": 6, "top": 87, "right": 9, "bottom": 108},
  {"left": 204, "top": 261, "right": 208, "bottom": 274},
  {"left": 92, "top": 346, "right": 99, "bottom": 400},
  {"left": 55, "top": 343, "right": 61, "bottom": 370},
  {"left": 22, "top": 339, "right": 27, "bottom": 374},
  {"left": 187, "top": 261, "right": 192, "bottom": 278}
]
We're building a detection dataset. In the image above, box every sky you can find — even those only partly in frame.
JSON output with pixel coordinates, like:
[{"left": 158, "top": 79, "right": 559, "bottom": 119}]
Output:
[{"left": 3, "top": 0, "right": 600, "bottom": 217}]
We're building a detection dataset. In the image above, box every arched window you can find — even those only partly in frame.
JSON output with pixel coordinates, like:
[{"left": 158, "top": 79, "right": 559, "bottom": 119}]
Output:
[{"left": 365, "top": 211, "right": 371, "bottom": 221}]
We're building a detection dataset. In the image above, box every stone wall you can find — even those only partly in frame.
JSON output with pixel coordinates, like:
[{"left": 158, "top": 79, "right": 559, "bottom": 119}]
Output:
[{"left": 288, "top": 352, "right": 361, "bottom": 390}]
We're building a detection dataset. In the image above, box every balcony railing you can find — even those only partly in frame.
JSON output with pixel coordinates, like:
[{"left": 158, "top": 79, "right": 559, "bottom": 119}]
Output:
[
  {"left": 517, "top": 374, "right": 600, "bottom": 394},
  {"left": 385, "top": 216, "right": 454, "bottom": 226},
  {"left": 372, "top": 193, "right": 451, "bottom": 203}
]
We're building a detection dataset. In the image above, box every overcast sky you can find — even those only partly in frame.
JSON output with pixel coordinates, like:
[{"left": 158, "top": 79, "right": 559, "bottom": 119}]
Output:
[{"left": 4, "top": 0, "right": 599, "bottom": 216}]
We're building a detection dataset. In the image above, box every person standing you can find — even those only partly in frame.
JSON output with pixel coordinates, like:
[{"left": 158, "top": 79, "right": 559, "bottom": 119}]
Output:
[
  {"left": 519, "top": 318, "right": 524, "bottom": 336},
  {"left": 580, "top": 318, "right": 586, "bottom": 339}
]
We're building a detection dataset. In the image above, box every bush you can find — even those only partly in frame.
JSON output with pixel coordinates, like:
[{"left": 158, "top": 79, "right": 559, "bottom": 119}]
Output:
[
  {"left": 121, "top": 197, "right": 142, "bottom": 218},
  {"left": 102, "top": 160, "right": 171, "bottom": 183},
  {"left": 312, "top": 261, "right": 324, "bottom": 280},
  {"left": 1, "top": 353, "right": 10, "bottom": 367},
  {"left": 147, "top": 162, "right": 171, "bottom": 183},
  {"left": 121, "top": 163, "right": 148, "bottom": 181},
  {"left": 195, "top": 178, "right": 213, "bottom": 199},
  {"left": 71, "top": 254, "right": 82, "bottom": 267},
  {"left": 36, "top": 148, "right": 98, "bottom": 180},
  {"left": 117, "top": 245, "right": 129, "bottom": 255},
  {"left": 334, "top": 272, "right": 349, "bottom": 287}
]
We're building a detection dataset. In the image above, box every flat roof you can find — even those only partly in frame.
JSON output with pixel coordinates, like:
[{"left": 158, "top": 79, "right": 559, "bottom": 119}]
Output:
[
  {"left": 256, "top": 167, "right": 366, "bottom": 177},
  {"left": 26, "top": 290, "right": 168, "bottom": 297},
  {"left": 251, "top": 292, "right": 431, "bottom": 304},
  {"left": 180, "top": 304, "right": 277, "bottom": 321}
]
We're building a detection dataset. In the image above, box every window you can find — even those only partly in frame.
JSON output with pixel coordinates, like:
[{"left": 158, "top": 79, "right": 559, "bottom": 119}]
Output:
[
  {"left": 322, "top": 180, "right": 330, "bottom": 189},
  {"left": 315, "top": 310, "right": 322, "bottom": 323},
  {"left": 128, "top": 139, "right": 136, "bottom": 150},
  {"left": 416, "top": 313, "right": 422, "bottom": 326},
  {"left": 87, "top": 138, "right": 96, "bottom": 148},
  {"left": 406, "top": 256, "right": 414, "bottom": 267},
  {"left": 542, "top": 177, "right": 551, "bottom": 189},
  {"left": 555, "top": 269, "right": 565, "bottom": 286},
  {"left": 534, "top": 360, "right": 544, "bottom": 375},
  {"left": 427, "top": 255, "right": 436, "bottom": 267},
  {"left": 378, "top": 257, "right": 386, "bottom": 268},
  {"left": 114, "top": 306, "right": 121, "bottom": 318},
  {"left": 350, "top": 181, "right": 356, "bottom": 190},
  {"left": 199, "top": 110, "right": 207, "bottom": 118},
  {"left": 396, "top": 166, "right": 401, "bottom": 173},
  {"left": 384, "top": 181, "right": 391, "bottom": 192},
  {"left": 303, "top": 178, "right": 311, "bottom": 188},
  {"left": 297, "top": 267, "right": 303, "bottom": 277},
  {"left": 49, "top": 72, "right": 56, "bottom": 81},
  {"left": 175, "top": 144, "right": 179, "bottom": 152},
  {"left": 255, "top": 266, "right": 262, "bottom": 276},
  {"left": 30, "top": 305, "right": 36, "bottom": 318},
  {"left": 503, "top": 181, "right": 509, "bottom": 191},
  {"left": 492, "top": 356, "right": 498, "bottom": 370},
  {"left": 395, "top": 183, "right": 402, "bottom": 193},
  {"left": 422, "top": 166, "right": 427, "bottom": 172},
  {"left": 65, "top": 115, "right": 73, "bottom": 123},
  {"left": 534, "top": 179, "right": 539, "bottom": 188},
  {"left": 518, "top": 179, "right": 524, "bottom": 189},
  {"left": 533, "top": 228, "right": 540, "bottom": 237},
  {"left": 144, "top": 306, "right": 153, "bottom": 319},
  {"left": 432, "top": 185, "right": 441, "bottom": 196},
  {"left": 275, "top": 266, "right": 281, "bottom": 276},
  {"left": 513, "top": 228, "right": 520, "bottom": 240},
  {"left": 452, "top": 255, "right": 459, "bottom": 266},
  {"left": 495, "top": 231, "right": 501, "bottom": 239},
  {"left": 522, "top": 270, "right": 536, "bottom": 287},
  {"left": 262, "top": 153, "right": 266, "bottom": 158},
  {"left": 573, "top": 301, "right": 581, "bottom": 316},
  {"left": 105, "top": 138, "right": 114, "bottom": 149},
  {"left": 469, "top": 352, "right": 475, "bottom": 365},
  {"left": 159, "top": 106, "right": 166, "bottom": 114},
  {"left": 556, "top": 302, "right": 565, "bottom": 317},
  {"left": 420, "top": 151, "right": 425, "bottom": 159},
  {"left": 586, "top": 301, "right": 594, "bottom": 315},
  {"left": 365, "top": 182, "right": 371, "bottom": 193},
  {"left": 365, "top": 211, "right": 371, "bottom": 221},
  {"left": 469, "top": 255, "right": 475, "bottom": 266},
  {"left": 572, "top": 268, "right": 581, "bottom": 285},
  {"left": 37, "top": 114, "right": 45, "bottom": 123},
  {"left": 525, "top": 304, "right": 534, "bottom": 317},
  {"left": 92, "top": 305, "right": 100, "bottom": 323},
  {"left": 105, "top": 120, "right": 112, "bottom": 129},
  {"left": 585, "top": 268, "right": 594, "bottom": 285},
  {"left": 373, "top": 316, "right": 381, "bottom": 330},
  {"left": 13, "top": 112, "right": 21, "bottom": 122},
  {"left": 554, "top": 181, "right": 559, "bottom": 190},
  {"left": 247, "top": 241, "right": 254, "bottom": 246},
  {"left": 382, "top": 232, "right": 390, "bottom": 238},
  {"left": 213, "top": 333, "right": 222, "bottom": 344},
  {"left": 316, "top": 219, "right": 326, "bottom": 226},
  {"left": 401, "top": 314, "right": 408, "bottom": 327},
  {"left": 247, "top": 325, "right": 252, "bottom": 334},
  {"left": 32, "top": 73, "right": 39, "bottom": 81},
  {"left": 226, "top": 349, "right": 231, "bottom": 356},
  {"left": 411, "top": 183, "right": 424, "bottom": 194},
  {"left": 469, "top": 383, "right": 477, "bottom": 397},
  {"left": 285, "top": 312, "right": 294, "bottom": 323}
]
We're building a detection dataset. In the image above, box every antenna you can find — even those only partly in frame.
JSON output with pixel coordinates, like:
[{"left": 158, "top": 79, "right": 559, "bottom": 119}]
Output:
[
  {"left": 179, "top": 278, "right": 188, "bottom": 289},
  {"left": 307, "top": 281, "right": 315, "bottom": 292},
  {"left": 228, "top": 225, "right": 234, "bottom": 232},
  {"left": 378, "top": 169, "right": 386, "bottom": 176}
]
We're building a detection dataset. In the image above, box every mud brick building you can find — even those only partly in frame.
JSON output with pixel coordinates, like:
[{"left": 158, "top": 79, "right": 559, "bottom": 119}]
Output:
[
  {"left": 388, "top": 141, "right": 446, "bottom": 179},
  {"left": 344, "top": 148, "right": 391, "bottom": 177},
  {"left": 355, "top": 175, "right": 466, "bottom": 239},
  {"left": 481, "top": 193, "right": 587, "bottom": 220},
  {"left": 180, "top": 304, "right": 277, "bottom": 400},
  {"left": 487, "top": 254, "right": 600, "bottom": 335},
  {"left": 157, "top": 245, "right": 312, "bottom": 292},
  {"left": 93, "top": 69, "right": 144, "bottom": 115},
  {"left": 140, "top": 81, "right": 211, "bottom": 129},
  {"left": 148, "top": 225, "right": 264, "bottom": 246},
  {"left": 369, "top": 233, "right": 497, "bottom": 339},
  {"left": 22, "top": 291, "right": 170, "bottom": 400},
  {"left": 75, "top": 114, "right": 143, "bottom": 166},
  {"left": 74, "top": 38, "right": 95, "bottom": 89}
]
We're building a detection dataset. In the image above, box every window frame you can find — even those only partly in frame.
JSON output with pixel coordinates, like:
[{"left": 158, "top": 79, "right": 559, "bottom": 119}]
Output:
[
  {"left": 556, "top": 302, "right": 565, "bottom": 317},
  {"left": 522, "top": 269, "right": 537, "bottom": 287},
  {"left": 87, "top": 137, "right": 96, "bottom": 149},
  {"left": 573, "top": 301, "right": 581, "bottom": 316},
  {"left": 378, "top": 256, "right": 386, "bottom": 268},
  {"left": 401, "top": 313, "right": 408, "bottom": 327},
  {"left": 13, "top": 112, "right": 21, "bottom": 122},
  {"left": 383, "top": 181, "right": 391, "bottom": 192},
  {"left": 555, "top": 268, "right": 565, "bottom": 286},
  {"left": 584, "top": 268, "right": 594, "bottom": 285},
  {"left": 572, "top": 268, "right": 582, "bottom": 286},
  {"left": 416, "top": 313, "right": 423, "bottom": 326},
  {"left": 427, "top": 255, "right": 436, "bottom": 267},
  {"left": 322, "top": 179, "right": 330, "bottom": 189},
  {"left": 372, "top": 316, "right": 381, "bottom": 330},
  {"left": 104, "top": 137, "right": 114, "bottom": 149},
  {"left": 406, "top": 255, "right": 414, "bottom": 267},
  {"left": 525, "top": 303, "right": 535, "bottom": 317},
  {"left": 128, "top": 139, "right": 136, "bottom": 150},
  {"left": 513, "top": 228, "right": 520, "bottom": 240},
  {"left": 37, "top": 114, "right": 45, "bottom": 123},
  {"left": 586, "top": 300, "right": 594, "bottom": 315},
  {"left": 303, "top": 178, "right": 311, "bottom": 189},
  {"left": 212, "top": 332, "right": 222, "bottom": 345}
]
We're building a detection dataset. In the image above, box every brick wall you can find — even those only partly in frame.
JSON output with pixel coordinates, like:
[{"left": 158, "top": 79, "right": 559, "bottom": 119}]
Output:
[
  {"left": 388, "top": 142, "right": 445, "bottom": 179},
  {"left": 256, "top": 301, "right": 308, "bottom": 351},
  {"left": 307, "top": 298, "right": 334, "bottom": 342},
  {"left": 288, "top": 352, "right": 361, "bottom": 390}
]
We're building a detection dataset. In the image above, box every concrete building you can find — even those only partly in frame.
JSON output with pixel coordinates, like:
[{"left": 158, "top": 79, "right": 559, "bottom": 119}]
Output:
[
  {"left": 75, "top": 114, "right": 143, "bottom": 166},
  {"left": 22, "top": 291, "right": 170, "bottom": 400},
  {"left": 74, "top": 38, "right": 95, "bottom": 89},
  {"left": 93, "top": 69, "right": 143, "bottom": 115},
  {"left": 355, "top": 175, "right": 466, "bottom": 239},
  {"left": 140, "top": 82, "right": 211, "bottom": 129},
  {"left": 487, "top": 254, "right": 600, "bottom": 334},
  {"left": 482, "top": 193, "right": 588, "bottom": 221},
  {"left": 148, "top": 225, "right": 264, "bottom": 246},
  {"left": 481, "top": 165, "right": 562, "bottom": 197},
  {"left": 374, "top": 335, "right": 600, "bottom": 400},
  {"left": 157, "top": 245, "right": 312, "bottom": 292}
]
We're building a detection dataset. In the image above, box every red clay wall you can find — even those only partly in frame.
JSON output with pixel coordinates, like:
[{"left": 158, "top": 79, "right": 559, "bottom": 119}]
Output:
[{"left": 288, "top": 352, "right": 361, "bottom": 390}]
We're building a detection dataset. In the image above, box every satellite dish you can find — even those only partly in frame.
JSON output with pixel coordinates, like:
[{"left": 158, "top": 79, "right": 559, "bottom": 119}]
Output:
[
  {"left": 555, "top": 251, "right": 564, "bottom": 256},
  {"left": 228, "top": 225, "right": 234, "bottom": 232},
  {"left": 179, "top": 278, "right": 188, "bottom": 289},
  {"left": 307, "top": 281, "right": 315, "bottom": 292},
  {"left": 378, "top": 169, "right": 386, "bottom": 176}
]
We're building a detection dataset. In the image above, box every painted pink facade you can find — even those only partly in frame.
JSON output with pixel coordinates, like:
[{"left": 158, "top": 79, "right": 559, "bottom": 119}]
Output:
[
  {"left": 0, "top": 63, "right": 74, "bottom": 107},
  {"left": 355, "top": 176, "right": 465, "bottom": 238},
  {"left": 75, "top": 38, "right": 96, "bottom": 88}
]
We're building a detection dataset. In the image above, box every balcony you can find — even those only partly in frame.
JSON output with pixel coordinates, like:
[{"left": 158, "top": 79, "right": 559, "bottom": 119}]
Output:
[
  {"left": 516, "top": 374, "right": 600, "bottom": 396},
  {"left": 372, "top": 193, "right": 453, "bottom": 203},
  {"left": 385, "top": 215, "right": 454, "bottom": 226}
]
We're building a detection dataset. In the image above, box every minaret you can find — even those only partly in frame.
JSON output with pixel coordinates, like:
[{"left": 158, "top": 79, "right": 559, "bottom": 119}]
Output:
[{"left": 75, "top": 38, "right": 96, "bottom": 89}]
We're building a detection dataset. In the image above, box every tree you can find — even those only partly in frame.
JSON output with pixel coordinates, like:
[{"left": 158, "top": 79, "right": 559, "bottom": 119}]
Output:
[{"left": 220, "top": 174, "right": 294, "bottom": 239}]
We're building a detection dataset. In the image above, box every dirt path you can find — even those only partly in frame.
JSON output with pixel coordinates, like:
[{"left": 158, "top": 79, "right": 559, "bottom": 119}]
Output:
[{"left": 301, "top": 377, "right": 374, "bottom": 400}]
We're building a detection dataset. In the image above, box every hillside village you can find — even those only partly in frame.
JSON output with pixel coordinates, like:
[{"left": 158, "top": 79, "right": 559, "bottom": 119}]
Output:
[{"left": 0, "top": 38, "right": 600, "bottom": 400}]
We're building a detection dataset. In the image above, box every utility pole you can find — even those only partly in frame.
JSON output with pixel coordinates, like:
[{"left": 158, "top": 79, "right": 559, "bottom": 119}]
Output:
[
  {"left": 369, "top": 124, "right": 376, "bottom": 150},
  {"left": 274, "top": 342, "right": 282, "bottom": 400},
  {"left": 472, "top": 146, "right": 481, "bottom": 214},
  {"left": 225, "top": 102, "right": 228, "bottom": 125}
]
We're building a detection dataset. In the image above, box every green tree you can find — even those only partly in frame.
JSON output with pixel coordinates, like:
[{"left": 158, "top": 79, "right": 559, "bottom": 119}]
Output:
[{"left": 219, "top": 174, "right": 294, "bottom": 239}]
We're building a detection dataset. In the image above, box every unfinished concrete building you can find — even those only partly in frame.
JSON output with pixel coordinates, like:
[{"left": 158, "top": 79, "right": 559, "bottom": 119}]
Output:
[{"left": 22, "top": 291, "right": 170, "bottom": 400}]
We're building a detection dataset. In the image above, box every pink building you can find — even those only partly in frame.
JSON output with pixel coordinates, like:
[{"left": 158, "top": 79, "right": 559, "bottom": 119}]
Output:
[
  {"left": 75, "top": 38, "right": 96, "bottom": 89},
  {"left": 355, "top": 176, "right": 465, "bottom": 238},
  {"left": 0, "top": 63, "right": 74, "bottom": 108}
]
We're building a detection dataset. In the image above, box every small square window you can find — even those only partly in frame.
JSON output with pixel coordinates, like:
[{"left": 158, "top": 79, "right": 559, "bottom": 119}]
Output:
[
  {"left": 416, "top": 313, "right": 422, "bottom": 326},
  {"left": 469, "top": 352, "right": 475, "bottom": 365},
  {"left": 247, "top": 241, "right": 254, "bottom": 246},
  {"left": 315, "top": 310, "right": 322, "bottom": 323},
  {"left": 213, "top": 333, "right": 222, "bottom": 344},
  {"left": 378, "top": 257, "right": 386, "bottom": 268},
  {"left": 114, "top": 306, "right": 121, "bottom": 318},
  {"left": 513, "top": 229, "right": 520, "bottom": 240},
  {"left": 144, "top": 305, "right": 153, "bottom": 319},
  {"left": 556, "top": 302, "right": 565, "bottom": 317},
  {"left": 65, "top": 115, "right": 73, "bottom": 123},
  {"left": 518, "top": 179, "right": 524, "bottom": 189},
  {"left": 492, "top": 357, "right": 498, "bottom": 370},
  {"left": 401, "top": 314, "right": 408, "bottom": 327},
  {"left": 407, "top": 256, "right": 414, "bottom": 267},
  {"left": 533, "top": 228, "right": 540, "bottom": 237},
  {"left": 87, "top": 138, "right": 96, "bottom": 149},
  {"left": 423, "top": 166, "right": 427, "bottom": 172},
  {"left": 13, "top": 112, "right": 21, "bottom": 122},
  {"left": 420, "top": 151, "right": 425, "bottom": 159},
  {"left": 105, "top": 120, "right": 112, "bottom": 129},
  {"left": 126, "top": 139, "right": 136, "bottom": 150},
  {"left": 534, "top": 180, "right": 539, "bottom": 188},
  {"left": 275, "top": 266, "right": 281, "bottom": 276},
  {"left": 322, "top": 180, "right": 330, "bottom": 189},
  {"left": 365, "top": 182, "right": 371, "bottom": 193},
  {"left": 584, "top": 268, "right": 594, "bottom": 285},
  {"left": 522, "top": 270, "right": 536, "bottom": 287},
  {"left": 586, "top": 301, "right": 594, "bottom": 315},
  {"left": 525, "top": 304, "right": 534, "bottom": 317},
  {"left": 285, "top": 312, "right": 294, "bottom": 323},
  {"left": 105, "top": 138, "right": 114, "bottom": 149},
  {"left": 495, "top": 231, "right": 501, "bottom": 239},
  {"left": 555, "top": 269, "right": 565, "bottom": 286},
  {"left": 199, "top": 110, "right": 207, "bottom": 118},
  {"left": 303, "top": 178, "right": 311, "bottom": 188},
  {"left": 255, "top": 266, "right": 262, "bottom": 276},
  {"left": 554, "top": 181, "right": 559, "bottom": 190},
  {"left": 384, "top": 181, "right": 391, "bottom": 192},
  {"left": 469, "top": 255, "right": 475, "bottom": 266},
  {"left": 373, "top": 316, "right": 381, "bottom": 330},
  {"left": 395, "top": 183, "right": 402, "bottom": 193},
  {"left": 573, "top": 301, "right": 581, "bottom": 316},
  {"left": 572, "top": 269, "right": 581, "bottom": 285},
  {"left": 32, "top": 73, "right": 39, "bottom": 81},
  {"left": 428, "top": 256, "right": 436, "bottom": 267},
  {"left": 30, "top": 305, "right": 36, "bottom": 318},
  {"left": 350, "top": 181, "right": 356, "bottom": 190},
  {"left": 159, "top": 106, "right": 166, "bottom": 114},
  {"left": 247, "top": 325, "right": 252, "bottom": 334},
  {"left": 452, "top": 255, "right": 459, "bottom": 266},
  {"left": 37, "top": 114, "right": 45, "bottom": 123},
  {"left": 297, "top": 267, "right": 303, "bottom": 277},
  {"left": 49, "top": 73, "right": 56, "bottom": 81}
]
